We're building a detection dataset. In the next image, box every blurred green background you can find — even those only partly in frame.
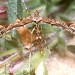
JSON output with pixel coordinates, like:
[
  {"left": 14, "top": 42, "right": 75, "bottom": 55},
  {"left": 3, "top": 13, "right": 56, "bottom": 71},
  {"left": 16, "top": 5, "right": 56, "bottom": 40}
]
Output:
[{"left": 1, "top": 0, "right": 75, "bottom": 24}]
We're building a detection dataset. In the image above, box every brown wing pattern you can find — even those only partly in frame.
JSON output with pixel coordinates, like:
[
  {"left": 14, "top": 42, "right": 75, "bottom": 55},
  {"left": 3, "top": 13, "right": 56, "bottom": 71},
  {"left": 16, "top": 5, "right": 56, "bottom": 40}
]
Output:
[
  {"left": 0, "top": 11, "right": 75, "bottom": 36},
  {"left": 41, "top": 18, "right": 75, "bottom": 34}
]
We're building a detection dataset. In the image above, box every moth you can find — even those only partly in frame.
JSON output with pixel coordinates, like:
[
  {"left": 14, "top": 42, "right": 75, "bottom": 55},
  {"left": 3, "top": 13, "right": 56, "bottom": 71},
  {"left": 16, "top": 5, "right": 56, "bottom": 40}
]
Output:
[{"left": 0, "top": 10, "right": 75, "bottom": 50}]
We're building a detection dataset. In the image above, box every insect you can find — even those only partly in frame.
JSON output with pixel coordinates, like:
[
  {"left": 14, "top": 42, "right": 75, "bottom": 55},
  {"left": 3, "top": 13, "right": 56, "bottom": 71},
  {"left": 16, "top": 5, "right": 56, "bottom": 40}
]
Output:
[{"left": 0, "top": 10, "right": 75, "bottom": 51}]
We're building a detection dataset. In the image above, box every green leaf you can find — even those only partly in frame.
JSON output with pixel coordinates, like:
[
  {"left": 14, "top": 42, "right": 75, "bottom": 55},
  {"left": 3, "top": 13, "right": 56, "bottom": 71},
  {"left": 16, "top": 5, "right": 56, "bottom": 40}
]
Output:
[
  {"left": 1, "top": 36, "right": 19, "bottom": 50},
  {"left": 40, "top": 0, "right": 46, "bottom": 4},
  {"left": 11, "top": 29, "right": 19, "bottom": 39},
  {"left": 40, "top": 24, "right": 60, "bottom": 35},
  {"left": 50, "top": 0, "right": 61, "bottom": 4},
  {"left": 8, "top": 0, "right": 17, "bottom": 23},
  {"left": 46, "top": 1, "right": 57, "bottom": 15},
  {"left": 56, "top": 15, "right": 71, "bottom": 22},
  {"left": 23, "top": 70, "right": 28, "bottom": 75},
  {"left": 8, "top": 0, "right": 23, "bottom": 23},
  {"left": 0, "top": 49, "right": 17, "bottom": 57},
  {"left": 67, "top": 45, "right": 75, "bottom": 54},
  {"left": 35, "top": 61, "right": 48, "bottom": 75},
  {"left": 17, "top": 0, "right": 23, "bottom": 19},
  {"left": 30, "top": 52, "right": 46, "bottom": 69},
  {"left": 4, "top": 38, "right": 18, "bottom": 50},
  {"left": 56, "top": 31, "right": 66, "bottom": 56},
  {"left": 26, "top": 0, "right": 41, "bottom": 9}
]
